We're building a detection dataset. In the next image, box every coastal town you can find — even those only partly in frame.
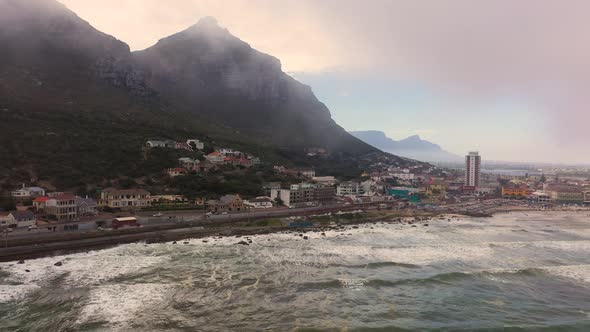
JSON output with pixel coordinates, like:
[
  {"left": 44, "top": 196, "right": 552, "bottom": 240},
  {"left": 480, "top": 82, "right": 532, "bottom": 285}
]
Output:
[{"left": 1, "top": 139, "right": 589, "bottom": 258}]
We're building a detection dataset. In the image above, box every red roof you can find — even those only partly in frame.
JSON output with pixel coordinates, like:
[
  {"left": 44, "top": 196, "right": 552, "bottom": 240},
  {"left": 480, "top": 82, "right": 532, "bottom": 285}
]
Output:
[
  {"left": 208, "top": 151, "right": 221, "bottom": 156},
  {"left": 34, "top": 196, "right": 50, "bottom": 203}
]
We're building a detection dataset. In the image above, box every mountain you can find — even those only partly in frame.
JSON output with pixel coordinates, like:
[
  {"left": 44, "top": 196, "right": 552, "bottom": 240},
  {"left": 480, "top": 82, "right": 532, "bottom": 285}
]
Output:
[
  {"left": 0, "top": 0, "right": 389, "bottom": 189},
  {"left": 350, "top": 131, "right": 462, "bottom": 162}
]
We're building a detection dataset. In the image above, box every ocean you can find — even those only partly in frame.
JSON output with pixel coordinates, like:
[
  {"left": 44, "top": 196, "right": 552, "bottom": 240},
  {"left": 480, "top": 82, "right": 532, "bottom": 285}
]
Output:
[{"left": 1, "top": 211, "right": 590, "bottom": 331}]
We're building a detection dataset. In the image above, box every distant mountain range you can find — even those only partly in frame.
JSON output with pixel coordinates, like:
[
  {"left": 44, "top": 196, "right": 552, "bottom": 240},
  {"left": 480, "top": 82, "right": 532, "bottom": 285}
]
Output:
[
  {"left": 350, "top": 131, "right": 462, "bottom": 162},
  {"left": 0, "top": 0, "right": 405, "bottom": 187}
]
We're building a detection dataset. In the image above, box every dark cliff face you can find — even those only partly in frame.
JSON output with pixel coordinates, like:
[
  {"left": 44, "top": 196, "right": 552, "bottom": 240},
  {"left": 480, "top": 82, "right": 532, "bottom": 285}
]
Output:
[
  {"left": 131, "top": 17, "right": 361, "bottom": 151},
  {"left": 0, "top": 0, "right": 377, "bottom": 178},
  {"left": 0, "top": 0, "right": 129, "bottom": 67}
]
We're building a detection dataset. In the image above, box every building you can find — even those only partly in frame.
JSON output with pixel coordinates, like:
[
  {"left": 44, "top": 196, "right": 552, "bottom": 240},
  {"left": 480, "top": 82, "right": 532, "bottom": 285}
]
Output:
[
  {"left": 544, "top": 184, "right": 584, "bottom": 204},
  {"left": 76, "top": 196, "right": 98, "bottom": 216},
  {"left": 270, "top": 183, "right": 335, "bottom": 207},
  {"left": 528, "top": 191, "right": 552, "bottom": 205},
  {"left": 585, "top": 191, "right": 590, "bottom": 205},
  {"left": 166, "top": 167, "right": 188, "bottom": 177},
  {"left": 336, "top": 181, "right": 364, "bottom": 196},
  {"left": 312, "top": 176, "right": 337, "bottom": 186},
  {"left": 99, "top": 188, "right": 151, "bottom": 210},
  {"left": 33, "top": 196, "right": 50, "bottom": 210},
  {"left": 300, "top": 169, "right": 316, "bottom": 178},
  {"left": 423, "top": 179, "right": 447, "bottom": 196},
  {"left": 502, "top": 184, "right": 530, "bottom": 197},
  {"left": 465, "top": 151, "right": 481, "bottom": 187},
  {"left": 205, "top": 151, "right": 225, "bottom": 164},
  {"left": 3, "top": 210, "right": 36, "bottom": 228},
  {"left": 145, "top": 140, "right": 175, "bottom": 148},
  {"left": 45, "top": 194, "right": 78, "bottom": 221},
  {"left": 206, "top": 195, "right": 246, "bottom": 213},
  {"left": 11, "top": 184, "right": 46, "bottom": 199},
  {"left": 178, "top": 157, "right": 201, "bottom": 171},
  {"left": 244, "top": 197, "right": 274, "bottom": 209},
  {"left": 186, "top": 139, "right": 204, "bottom": 150},
  {"left": 391, "top": 172, "right": 415, "bottom": 181},
  {"left": 150, "top": 195, "right": 188, "bottom": 204}
]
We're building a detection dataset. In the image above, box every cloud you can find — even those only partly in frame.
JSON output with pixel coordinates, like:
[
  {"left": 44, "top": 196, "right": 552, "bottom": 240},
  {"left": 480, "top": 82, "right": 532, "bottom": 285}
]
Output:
[{"left": 58, "top": 0, "right": 590, "bottom": 162}]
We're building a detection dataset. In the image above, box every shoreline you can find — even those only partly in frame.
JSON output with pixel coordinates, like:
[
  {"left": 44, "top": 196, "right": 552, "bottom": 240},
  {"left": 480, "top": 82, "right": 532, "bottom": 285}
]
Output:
[{"left": 1, "top": 206, "right": 588, "bottom": 263}]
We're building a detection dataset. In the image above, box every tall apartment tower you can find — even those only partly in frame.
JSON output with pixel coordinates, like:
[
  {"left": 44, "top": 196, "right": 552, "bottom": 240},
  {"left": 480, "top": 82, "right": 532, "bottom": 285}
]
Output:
[{"left": 465, "top": 151, "right": 481, "bottom": 187}]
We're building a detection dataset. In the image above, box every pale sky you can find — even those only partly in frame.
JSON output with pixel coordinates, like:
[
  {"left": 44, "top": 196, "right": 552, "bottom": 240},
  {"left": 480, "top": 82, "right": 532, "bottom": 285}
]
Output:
[{"left": 59, "top": 0, "right": 590, "bottom": 164}]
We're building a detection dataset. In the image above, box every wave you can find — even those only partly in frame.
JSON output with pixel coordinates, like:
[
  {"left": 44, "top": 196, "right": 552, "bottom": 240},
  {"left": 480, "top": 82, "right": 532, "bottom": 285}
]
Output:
[
  {"left": 298, "top": 268, "right": 548, "bottom": 291},
  {"left": 336, "top": 261, "right": 420, "bottom": 269}
]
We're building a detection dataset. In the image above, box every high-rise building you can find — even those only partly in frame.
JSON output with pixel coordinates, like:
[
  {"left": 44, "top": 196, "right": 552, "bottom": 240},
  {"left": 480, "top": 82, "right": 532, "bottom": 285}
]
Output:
[{"left": 465, "top": 151, "right": 481, "bottom": 187}]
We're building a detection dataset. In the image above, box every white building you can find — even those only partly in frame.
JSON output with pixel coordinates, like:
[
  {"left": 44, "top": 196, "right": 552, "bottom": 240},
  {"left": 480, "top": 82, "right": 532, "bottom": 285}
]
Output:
[
  {"left": 312, "top": 176, "right": 337, "bottom": 186},
  {"left": 391, "top": 172, "right": 415, "bottom": 181},
  {"left": 11, "top": 184, "right": 46, "bottom": 199},
  {"left": 336, "top": 182, "right": 364, "bottom": 196},
  {"left": 186, "top": 139, "right": 204, "bottom": 150},
  {"left": 465, "top": 151, "right": 481, "bottom": 187},
  {"left": 244, "top": 197, "right": 274, "bottom": 209}
]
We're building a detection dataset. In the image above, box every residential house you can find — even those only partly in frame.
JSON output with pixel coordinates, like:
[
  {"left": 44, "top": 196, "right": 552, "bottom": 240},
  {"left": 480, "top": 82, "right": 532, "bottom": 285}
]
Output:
[
  {"left": 45, "top": 194, "right": 78, "bottom": 221},
  {"left": 205, "top": 151, "right": 225, "bottom": 164},
  {"left": 150, "top": 195, "right": 188, "bottom": 204},
  {"left": 11, "top": 184, "right": 46, "bottom": 199},
  {"left": 178, "top": 157, "right": 201, "bottom": 171},
  {"left": 33, "top": 196, "right": 50, "bottom": 211},
  {"left": 145, "top": 140, "right": 175, "bottom": 148},
  {"left": 76, "top": 196, "right": 98, "bottom": 216},
  {"left": 206, "top": 195, "right": 247, "bottom": 213},
  {"left": 245, "top": 197, "right": 274, "bottom": 209},
  {"left": 186, "top": 139, "right": 205, "bottom": 150},
  {"left": 99, "top": 188, "right": 151, "bottom": 210},
  {"left": 0, "top": 212, "right": 10, "bottom": 228},
  {"left": 5, "top": 210, "right": 36, "bottom": 228},
  {"left": 174, "top": 142, "right": 193, "bottom": 151},
  {"left": 166, "top": 167, "right": 188, "bottom": 177},
  {"left": 219, "top": 148, "right": 240, "bottom": 156},
  {"left": 300, "top": 169, "right": 316, "bottom": 178}
]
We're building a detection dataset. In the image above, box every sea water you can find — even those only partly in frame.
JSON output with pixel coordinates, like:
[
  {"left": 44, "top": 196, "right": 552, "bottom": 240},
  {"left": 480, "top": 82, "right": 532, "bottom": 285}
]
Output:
[{"left": 1, "top": 211, "right": 589, "bottom": 331}]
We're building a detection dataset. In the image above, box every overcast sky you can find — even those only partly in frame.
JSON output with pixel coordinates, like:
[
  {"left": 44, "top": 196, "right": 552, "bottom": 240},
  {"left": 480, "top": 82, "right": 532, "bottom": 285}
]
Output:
[{"left": 59, "top": 0, "right": 590, "bottom": 164}]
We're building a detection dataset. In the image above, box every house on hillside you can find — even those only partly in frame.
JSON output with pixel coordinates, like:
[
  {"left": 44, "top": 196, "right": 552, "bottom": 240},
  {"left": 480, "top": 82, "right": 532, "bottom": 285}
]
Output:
[
  {"left": 178, "top": 157, "right": 201, "bottom": 171},
  {"left": 11, "top": 184, "right": 46, "bottom": 199},
  {"left": 146, "top": 140, "right": 175, "bottom": 148},
  {"left": 205, "top": 151, "right": 225, "bottom": 164},
  {"left": 166, "top": 167, "right": 188, "bottom": 177},
  {"left": 186, "top": 139, "right": 204, "bottom": 150}
]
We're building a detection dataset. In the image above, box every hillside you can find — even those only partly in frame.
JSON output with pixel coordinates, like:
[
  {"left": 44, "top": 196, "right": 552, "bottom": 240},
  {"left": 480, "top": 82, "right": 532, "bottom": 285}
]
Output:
[
  {"left": 350, "top": 131, "right": 461, "bottom": 163},
  {"left": 0, "top": 0, "right": 393, "bottom": 190}
]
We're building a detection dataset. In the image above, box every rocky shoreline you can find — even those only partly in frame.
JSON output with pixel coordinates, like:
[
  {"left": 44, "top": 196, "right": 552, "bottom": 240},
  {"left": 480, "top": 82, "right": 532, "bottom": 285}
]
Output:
[{"left": 2, "top": 206, "right": 587, "bottom": 263}]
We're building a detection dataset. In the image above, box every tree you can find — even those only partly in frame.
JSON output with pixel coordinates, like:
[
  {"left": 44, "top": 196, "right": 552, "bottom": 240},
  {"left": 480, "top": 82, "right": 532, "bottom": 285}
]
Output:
[{"left": 274, "top": 196, "right": 284, "bottom": 206}]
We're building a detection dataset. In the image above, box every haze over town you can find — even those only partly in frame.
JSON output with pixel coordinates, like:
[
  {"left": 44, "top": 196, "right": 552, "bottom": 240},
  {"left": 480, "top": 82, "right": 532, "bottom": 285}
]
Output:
[{"left": 59, "top": 0, "right": 590, "bottom": 164}]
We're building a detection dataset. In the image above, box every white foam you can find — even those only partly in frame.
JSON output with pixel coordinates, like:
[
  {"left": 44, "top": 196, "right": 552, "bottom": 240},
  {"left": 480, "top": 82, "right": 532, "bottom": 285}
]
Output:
[
  {"left": 544, "top": 264, "right": 590, "bottom": 284},
  {"left": 76, "top": 283, "right": 173, "bottom": 329},
  {"left": 0, "top": 284, "right": 40, "bottom": 303}
]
